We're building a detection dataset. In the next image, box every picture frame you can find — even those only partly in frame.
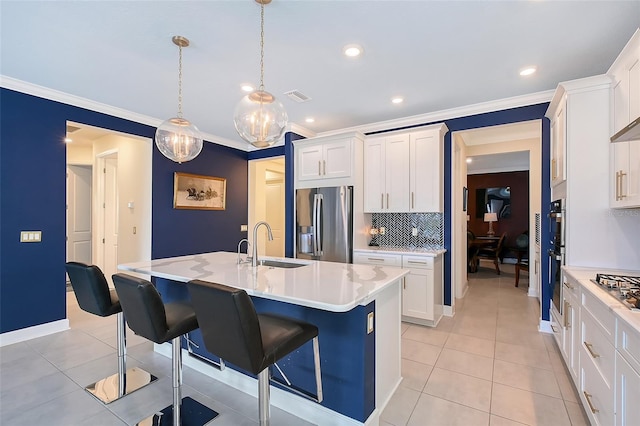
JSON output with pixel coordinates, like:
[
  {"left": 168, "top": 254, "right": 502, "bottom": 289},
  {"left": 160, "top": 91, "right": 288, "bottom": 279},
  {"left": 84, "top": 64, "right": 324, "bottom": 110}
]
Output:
[
  {"left": 463, "top": 187, "right": 468, "bottom": 212},
  {"left": 173, "top": 172, "right": 226, "bottom": 210}
]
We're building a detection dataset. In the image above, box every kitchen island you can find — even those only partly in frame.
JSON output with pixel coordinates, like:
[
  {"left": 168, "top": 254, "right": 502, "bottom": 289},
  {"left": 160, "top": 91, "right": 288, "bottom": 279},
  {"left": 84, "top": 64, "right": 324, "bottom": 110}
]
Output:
[{"left": 119, "top": 251, "right": 408, "bottom": 425}]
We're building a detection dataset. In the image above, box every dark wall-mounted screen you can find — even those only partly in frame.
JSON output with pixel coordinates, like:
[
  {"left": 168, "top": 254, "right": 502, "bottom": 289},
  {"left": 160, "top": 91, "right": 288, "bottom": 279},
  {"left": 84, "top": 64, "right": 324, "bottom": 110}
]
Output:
[{"left": 476, "top": 187, "right": 511, "bottom": 218}]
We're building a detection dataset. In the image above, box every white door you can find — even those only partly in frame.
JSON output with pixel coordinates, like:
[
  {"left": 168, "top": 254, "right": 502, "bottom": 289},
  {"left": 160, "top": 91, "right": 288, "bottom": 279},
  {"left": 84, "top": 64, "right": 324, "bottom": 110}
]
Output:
[
  {"left": 103, "top": 156, "right": 119, "bottom": 288},
  {"left": 265, "top": 176, "right": 285, "bottom": 257},
  {"left": 66, "top": 165, "right": 92, "bottom": 270}
]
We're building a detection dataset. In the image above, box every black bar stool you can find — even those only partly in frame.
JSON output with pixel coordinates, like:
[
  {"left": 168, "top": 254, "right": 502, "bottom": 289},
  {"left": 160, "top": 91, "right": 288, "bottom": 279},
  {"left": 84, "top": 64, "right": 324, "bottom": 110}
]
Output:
[
  {"left": 112, "top": 273, "right": 218, "bottom": 426},
  {"left": 65, "top": 262, "right": 157, "bottom": 404},
  {"left": 187, "top": 280, "right": 323, "bottom": 426}
]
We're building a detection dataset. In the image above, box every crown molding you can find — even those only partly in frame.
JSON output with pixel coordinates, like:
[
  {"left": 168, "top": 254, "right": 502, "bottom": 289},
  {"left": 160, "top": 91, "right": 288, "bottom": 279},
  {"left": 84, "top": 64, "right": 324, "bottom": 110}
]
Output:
[
  {"left": 0, "top": 75, "right": 249, "bottom": 152},
  {"left": 315, "top": 90, "right": 555, "bottom": 137}
]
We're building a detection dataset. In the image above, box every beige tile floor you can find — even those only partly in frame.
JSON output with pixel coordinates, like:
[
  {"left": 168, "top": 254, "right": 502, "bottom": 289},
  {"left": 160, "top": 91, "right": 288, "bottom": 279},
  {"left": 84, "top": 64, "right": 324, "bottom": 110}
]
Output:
[{"left": 381, "top": 263, "right": 590, "bottom": 426}]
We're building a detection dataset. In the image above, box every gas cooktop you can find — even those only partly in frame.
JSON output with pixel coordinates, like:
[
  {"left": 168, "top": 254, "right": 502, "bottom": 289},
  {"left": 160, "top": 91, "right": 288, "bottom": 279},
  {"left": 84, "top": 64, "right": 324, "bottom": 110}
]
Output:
[{"left": 591, "top": 273, "right": 640, "bottom": 311}]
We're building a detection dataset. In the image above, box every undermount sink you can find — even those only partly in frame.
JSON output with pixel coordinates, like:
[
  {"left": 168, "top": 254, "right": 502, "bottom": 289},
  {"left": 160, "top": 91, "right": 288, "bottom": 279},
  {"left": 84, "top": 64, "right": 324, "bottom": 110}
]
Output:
[{"left": 259, "top": 260, "right": 308, "bottom": 269}]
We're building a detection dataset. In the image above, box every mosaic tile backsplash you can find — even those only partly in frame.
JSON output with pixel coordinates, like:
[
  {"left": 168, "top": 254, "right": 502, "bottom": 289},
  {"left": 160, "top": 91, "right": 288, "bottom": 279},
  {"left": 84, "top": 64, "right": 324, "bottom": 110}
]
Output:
[{"left": 369, "top": 213, "right": 444, "bottom": 250}]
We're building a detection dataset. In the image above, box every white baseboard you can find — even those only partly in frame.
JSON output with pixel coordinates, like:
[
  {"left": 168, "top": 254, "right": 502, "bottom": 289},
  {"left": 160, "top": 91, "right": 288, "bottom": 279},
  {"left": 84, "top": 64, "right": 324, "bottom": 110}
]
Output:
[
  {"left": 155, "top": 343, "right": 372, "bottom": 425},
  {"left": 443, "top": 305, "right": 454, "bottom": 317},
  {"left": 0, "top": 319, "right": 69, "bottom": 347},
  {"left": 538, "top": 319, "right": 553, "bottom": 334}
]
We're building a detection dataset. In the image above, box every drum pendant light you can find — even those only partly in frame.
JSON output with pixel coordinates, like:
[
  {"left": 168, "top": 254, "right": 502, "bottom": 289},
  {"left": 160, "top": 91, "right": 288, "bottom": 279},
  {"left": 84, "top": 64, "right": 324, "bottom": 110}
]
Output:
[
  {"left": 155, "top": 36, "right": 203, "bottom": 163},
  {"left": 233, "top": 0, "right": 287, "bottom": 148}
]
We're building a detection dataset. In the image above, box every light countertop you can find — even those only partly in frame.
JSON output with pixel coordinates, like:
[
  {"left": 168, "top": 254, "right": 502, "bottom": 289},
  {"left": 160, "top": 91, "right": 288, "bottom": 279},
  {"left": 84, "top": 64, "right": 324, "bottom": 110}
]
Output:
[
  {"left": 563, "top": 266, "right": 640, "bottom": 334},
  {"left": 119, "top": 251, "right": 408, "bottom": 313},
  {"left": 354, "top": 247, "right": 446, "bottom": 256}
]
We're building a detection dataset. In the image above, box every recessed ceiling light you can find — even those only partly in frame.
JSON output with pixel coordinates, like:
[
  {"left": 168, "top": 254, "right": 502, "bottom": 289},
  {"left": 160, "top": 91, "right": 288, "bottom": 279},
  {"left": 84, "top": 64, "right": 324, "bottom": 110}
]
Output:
[
  {"left": 343, "top": 44, "right": 363, "bottom": 58},
  {"left": 241, "top": 84, "right": 254, "bottom": 92},
  {"left": 391, "top": 97, "right": 404, "bottom": 104},
  {"left": 466, "top": 158, "right": 473, "bottom": 164},
  {"left": 64, "top": 137, "right": 72, "bottom": 143},
  {"left": 519, "top": 66, "right": 537, "bottom": 76},
  {"left": 305, "top": 117, "right": 315, "bottom": 123}
]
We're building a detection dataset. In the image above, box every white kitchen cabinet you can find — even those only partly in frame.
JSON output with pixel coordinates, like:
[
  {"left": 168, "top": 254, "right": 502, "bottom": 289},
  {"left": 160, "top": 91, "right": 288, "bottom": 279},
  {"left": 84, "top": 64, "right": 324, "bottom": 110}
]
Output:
[
  {"left": 364, "top": 124, "right": 447, "bottom": 213},
  {"left": 549, "top": 96, "right": 567, "bottom": 187},
  {"left": 609, "top": 29, "right": 640, "bottom": 209},
  {"left": 561, "top": 275, "right": 580, "bottom": 381},
  {"left": 294, "top": 132, "right": 364, "bottom": 189},
  {"left": 363, "top": 133, "right": 410, "bottom": 212},
  {"left": 616, "top": 318, "right": 640, "bottom": 426},
  {"left": 353, "top": 250, "right": 443, "bottom": 326},
  {"left": 579, "top": 290, "right": 616, "bottom": 426},
  {"left": 610, "top": 140, "right": 640, "bottom": 208}
]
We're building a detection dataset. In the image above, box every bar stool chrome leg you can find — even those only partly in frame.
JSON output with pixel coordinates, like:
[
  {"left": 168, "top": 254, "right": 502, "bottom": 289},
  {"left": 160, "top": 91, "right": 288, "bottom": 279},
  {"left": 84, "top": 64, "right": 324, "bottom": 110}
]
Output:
[{"left": 258, "top": 369, "right": 270, "bottom": 426}]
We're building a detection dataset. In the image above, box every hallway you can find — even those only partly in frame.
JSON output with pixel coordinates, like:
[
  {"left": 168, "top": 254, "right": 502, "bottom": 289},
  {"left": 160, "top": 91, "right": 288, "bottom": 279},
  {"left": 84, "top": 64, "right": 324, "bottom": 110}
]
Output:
[{"left": 381, "top": 264, "right": 589, "bottom": 426}]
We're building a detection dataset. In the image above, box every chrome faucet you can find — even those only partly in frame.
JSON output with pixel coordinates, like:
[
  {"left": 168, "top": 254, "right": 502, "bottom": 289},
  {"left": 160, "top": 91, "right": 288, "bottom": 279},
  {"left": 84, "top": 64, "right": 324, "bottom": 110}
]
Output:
[
  {"left": 237, "top": 238, "right": 251, "bottom": 264},
  {"left": 252, "top": 221, "right": 273, "bottom": 267}
]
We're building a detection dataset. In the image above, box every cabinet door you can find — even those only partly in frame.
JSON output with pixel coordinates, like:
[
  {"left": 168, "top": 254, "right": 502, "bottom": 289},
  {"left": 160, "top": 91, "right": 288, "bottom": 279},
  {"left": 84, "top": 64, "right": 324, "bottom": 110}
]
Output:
[
  {"left": 297, "top": 144, "right": 324, "bottom": 181},
  {"left": 364, "top": 137, "right": 386, "bottom": 212},
  {"left": 551, "top": 102, "right": 566, "bottom": 186},
  {"left": 613, "top": 76, "right": 630, "bottom": 134},
  {"left": 402, "top": 269, "right": 432, "bottom": 320},
  {"left": 323, "top": 139, "right": 351, "bottom": 179},
  {"left": 616, "top": 352, "right": 640, "bottom": 426},
  {"left": 580, "top": 348, "right": 615, "bottom": 426},
  {"left": 385, "top": 134, "right": 410, "bottom": 212},
  {"left": 611, "top": 141, "right": 640, "bottom": 208},
  {"left": 410, "top": 130, "right": 441, "bottom": 212}
]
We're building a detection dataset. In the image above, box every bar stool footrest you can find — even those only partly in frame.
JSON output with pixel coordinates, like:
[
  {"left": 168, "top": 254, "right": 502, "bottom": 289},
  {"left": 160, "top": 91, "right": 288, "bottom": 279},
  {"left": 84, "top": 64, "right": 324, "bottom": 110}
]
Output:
[{"left": 137, "top": 397, "right": 218, "bottom": 426}]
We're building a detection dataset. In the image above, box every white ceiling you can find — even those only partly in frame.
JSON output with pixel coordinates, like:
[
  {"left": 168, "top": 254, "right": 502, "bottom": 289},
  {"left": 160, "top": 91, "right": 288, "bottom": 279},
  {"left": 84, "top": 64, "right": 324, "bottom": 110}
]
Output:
[{"left": 1, "top": 1, "right": 638, "bottom": 149}]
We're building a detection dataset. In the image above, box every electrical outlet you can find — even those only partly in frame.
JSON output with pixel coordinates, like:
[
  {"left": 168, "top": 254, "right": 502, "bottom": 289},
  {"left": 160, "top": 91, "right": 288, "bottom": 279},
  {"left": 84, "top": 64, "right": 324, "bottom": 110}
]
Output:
[
  {"left": 412, "top": 227, "right": 418, "bottom": 237},
  {"left": 367, "top": 312, "right": 374, "bottom": 334},
  {"left": 240, "top": 224, "right": 248, "bottom": 232},
  {"left": 379, "top": 227, "right": 386, "bottom": 235}
]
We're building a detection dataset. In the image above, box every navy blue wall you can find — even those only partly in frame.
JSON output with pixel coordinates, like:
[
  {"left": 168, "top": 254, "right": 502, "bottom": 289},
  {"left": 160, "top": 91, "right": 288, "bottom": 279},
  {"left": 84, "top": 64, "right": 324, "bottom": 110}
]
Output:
[{"left": 0, "top": 88, "right": 248, "bottom": 333}]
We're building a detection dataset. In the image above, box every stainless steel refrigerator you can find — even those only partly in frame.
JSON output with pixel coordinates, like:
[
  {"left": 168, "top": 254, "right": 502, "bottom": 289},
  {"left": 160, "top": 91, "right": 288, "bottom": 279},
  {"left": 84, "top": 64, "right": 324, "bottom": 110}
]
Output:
[{"left": 296, "top": 186, "right": 353, "bottom": 263}]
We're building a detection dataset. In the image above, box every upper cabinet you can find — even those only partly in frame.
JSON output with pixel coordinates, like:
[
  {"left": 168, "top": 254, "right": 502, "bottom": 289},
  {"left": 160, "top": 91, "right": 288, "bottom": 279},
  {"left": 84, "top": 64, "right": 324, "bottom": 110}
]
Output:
[
  {"left": 549, "top": 94, "right": 567, "bottom": 187},
  {"left": 608, "top": 29, "right": 640, "bottom": 208},
  {"left": 363, "top": 124, "right": 447, "bottom": 213},
  {"left": 294, "top": 132, "right": 364, "bottom": 189}
]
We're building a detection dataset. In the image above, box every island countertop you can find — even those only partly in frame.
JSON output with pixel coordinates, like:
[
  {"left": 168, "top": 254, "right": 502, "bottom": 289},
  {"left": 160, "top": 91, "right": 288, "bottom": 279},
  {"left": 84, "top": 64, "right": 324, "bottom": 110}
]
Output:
[{"left": 119, "top": 251, "right": 408, "bottom": 313}]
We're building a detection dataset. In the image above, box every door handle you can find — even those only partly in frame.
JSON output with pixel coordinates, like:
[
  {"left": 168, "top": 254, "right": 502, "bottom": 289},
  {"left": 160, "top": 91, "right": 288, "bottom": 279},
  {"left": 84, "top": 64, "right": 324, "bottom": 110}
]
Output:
[
  {"left": 316, "top": 194, "right": 324, "bottom": 256},
  {"left": 312, "top": 195, "right": 319, "bottom": 255}
]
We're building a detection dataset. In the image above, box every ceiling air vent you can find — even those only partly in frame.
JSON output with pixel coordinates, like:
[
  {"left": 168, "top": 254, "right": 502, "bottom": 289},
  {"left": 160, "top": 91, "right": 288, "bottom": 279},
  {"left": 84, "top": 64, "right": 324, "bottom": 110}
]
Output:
[
  {"left": 66, "top": 125, "right": 82, "bottom": 133},
  {"left": 284, "top": 90, "right": 311, "bottom": 103}
]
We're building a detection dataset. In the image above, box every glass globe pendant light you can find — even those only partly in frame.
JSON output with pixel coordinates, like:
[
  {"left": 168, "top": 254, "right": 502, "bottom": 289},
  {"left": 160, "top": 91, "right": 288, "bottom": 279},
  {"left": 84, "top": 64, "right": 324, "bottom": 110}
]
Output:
[
  {"left": 155, "top": 36, "right": 203, "bottom": 163},
  {"left": 233, "top": 0, "right": 288, "bottom": 148}
]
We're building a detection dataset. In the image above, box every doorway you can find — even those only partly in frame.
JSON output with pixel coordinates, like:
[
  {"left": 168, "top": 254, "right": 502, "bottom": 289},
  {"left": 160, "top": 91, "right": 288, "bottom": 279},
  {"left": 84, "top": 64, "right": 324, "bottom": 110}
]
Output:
[
  {"left": 248, "top": 157, "right": 286, "bottom": 258},
  {"left": 66, "top": 165, "right": 93, "bottom": 275}
]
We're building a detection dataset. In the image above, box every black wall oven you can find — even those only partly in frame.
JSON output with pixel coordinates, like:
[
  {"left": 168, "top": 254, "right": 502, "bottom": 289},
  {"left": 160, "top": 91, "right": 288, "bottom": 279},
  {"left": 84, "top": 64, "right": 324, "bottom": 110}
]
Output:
[{"left": 549, "top": 199, "right": 565, "bottom": 315}]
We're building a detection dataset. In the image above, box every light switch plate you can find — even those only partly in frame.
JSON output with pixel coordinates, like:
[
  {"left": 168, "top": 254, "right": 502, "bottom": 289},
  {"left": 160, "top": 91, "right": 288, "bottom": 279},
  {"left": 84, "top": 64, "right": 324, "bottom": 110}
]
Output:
[
  {"left": 20, "top": 231, "right": 42, "bottom": 242},
  {"left": 240, "top": 224, "right": 248, "bottom": 232},
  {"left": 367, "top": 312, "right": 374, "bottom": 334}
]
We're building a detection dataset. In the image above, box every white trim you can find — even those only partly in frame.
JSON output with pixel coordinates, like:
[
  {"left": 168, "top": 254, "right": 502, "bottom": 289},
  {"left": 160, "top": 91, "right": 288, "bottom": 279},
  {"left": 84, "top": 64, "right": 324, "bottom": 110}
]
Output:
[
  {"left": 0, "top": 319, "right": 69, "bottom": 347},
  {"left": 0, "top": 75, "right": 248, "bottom": 152},
  {"left": 538, "top": 319, "right": 553, "bottom": 334},
  {"left": 315, "top": 90, "right": 554, "bottom": 138},
  {"left": 443, "top": 305, "right": 454, "bottom": 317},
  {"left": 156, "top": 344, "right": 374, "bottom": 425}
]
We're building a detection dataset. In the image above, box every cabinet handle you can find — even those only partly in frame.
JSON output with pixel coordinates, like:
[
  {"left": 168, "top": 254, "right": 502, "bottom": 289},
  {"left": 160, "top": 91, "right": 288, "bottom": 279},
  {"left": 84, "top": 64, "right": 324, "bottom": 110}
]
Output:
[
  {"left": 616, "top": 171, "right": 621, "bottom": 201},
  {"left": 620, "top": 170, "right": 627, "bottom": 199},
  {"left": 318, "top": 161, "right": 322, "bottom": 176},
  {"left": 403, "top": 281, "right": 406, "bottom": 290},
  {"left": 583, "top": 391, "right": 599, "bottom": 414},
  {"left": 386, "top": 193, "right": 389, "bottom": 209},
  {"left": 323, "top": 160, "right": 326, "bottom": 175},
  {"left": 381, "top": 194, "right": 384, "bottom": 209},
  {"left": 367, "top": 257, "right": 385, "bottom": 262},
  {"left": 407, "top": 260, "right": 427, "bottom": 265},
  {"left": 551, "top": 324, "right": 559, "bottom": 333},
  {"left": 563, "top": 302, "right": 570, "bottom": 328},
  {"left": 584, "top": 341, "right": 600, "bottom": 358},
  {"left": 563, "top": 281, "right": 574, "bottom": 290},
  {"left": 552, "top": 159, "right": 557, "bottom": 180},
  {"left": 411, "top": 192, "right": 415, "bottom": 209}
]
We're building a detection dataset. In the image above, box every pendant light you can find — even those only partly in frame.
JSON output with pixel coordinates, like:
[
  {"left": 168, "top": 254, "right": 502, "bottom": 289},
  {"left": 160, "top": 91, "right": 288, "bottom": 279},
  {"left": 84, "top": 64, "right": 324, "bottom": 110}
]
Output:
[
  {"left": 233, "top": 0, "right": 287, "bottom": 148},
  {"left": 155, "top": 36, "right": 203, "bottom": 163}
]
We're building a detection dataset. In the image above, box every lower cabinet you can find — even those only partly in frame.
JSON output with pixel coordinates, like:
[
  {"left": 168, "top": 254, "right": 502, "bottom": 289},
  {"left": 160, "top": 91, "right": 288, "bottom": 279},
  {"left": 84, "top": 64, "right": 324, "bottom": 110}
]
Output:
[
  {"left": 616, "top": 352, "right": 640, "bottom": 426},
  {"left": 353, "top": 250, "right": 443, "bottom": 327}
]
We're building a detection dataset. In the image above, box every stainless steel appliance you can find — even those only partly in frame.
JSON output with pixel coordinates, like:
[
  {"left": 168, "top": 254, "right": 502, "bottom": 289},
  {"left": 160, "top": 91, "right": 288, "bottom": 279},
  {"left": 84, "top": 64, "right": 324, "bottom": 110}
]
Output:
[
  {"left": 549, "top": 199, "right": 565, "bottom": 315},
  {"left": 591, "top": 273, "right": 640, "bottom": 311},
  {"left": 296, "top": 186, "right": 353, "bottom": 263}
]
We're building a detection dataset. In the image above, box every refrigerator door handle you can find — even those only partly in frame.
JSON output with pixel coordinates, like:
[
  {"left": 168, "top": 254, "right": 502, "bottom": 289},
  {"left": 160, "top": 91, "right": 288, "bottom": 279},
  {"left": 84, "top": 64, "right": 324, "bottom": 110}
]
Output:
[
  {"left": 312, "top": 194, "right": 319, "bottom": 255},
  {"left": 317, "top": 194, "right": 324, "bottom": 256}
]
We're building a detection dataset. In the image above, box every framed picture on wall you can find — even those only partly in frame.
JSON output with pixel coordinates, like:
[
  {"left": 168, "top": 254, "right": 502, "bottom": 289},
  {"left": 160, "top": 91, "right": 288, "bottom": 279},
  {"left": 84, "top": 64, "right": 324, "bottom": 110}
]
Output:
[{"left": 173, "top": 172, "right": 226, "bottom": 210}]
